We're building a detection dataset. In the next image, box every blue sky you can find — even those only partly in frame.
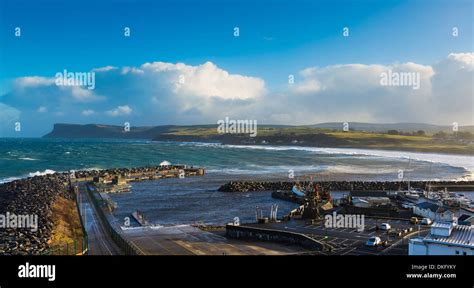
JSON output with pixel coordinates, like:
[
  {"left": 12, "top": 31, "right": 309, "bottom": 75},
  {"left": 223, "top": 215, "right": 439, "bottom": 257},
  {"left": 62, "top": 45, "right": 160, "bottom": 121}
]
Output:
[{"left": 0, "top": 0, "right": 472, "bottom": 136}]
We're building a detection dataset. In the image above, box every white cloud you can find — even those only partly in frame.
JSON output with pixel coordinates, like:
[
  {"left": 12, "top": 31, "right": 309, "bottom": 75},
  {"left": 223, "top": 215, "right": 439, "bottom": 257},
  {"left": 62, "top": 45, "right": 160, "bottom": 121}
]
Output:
[
  {"left": 12, "top": 75, "right": 105, "bottom": 104},
  {"left": 291, "top": 79, "right": 322, "bottom": 94},
  {"left": 37, "top": 106, "right": 47, "bottom": 113},
  {"left": 1, "top": 54, "right": 472, "bottom": 135},
  {"left": 15, "top": 76, "right": 55, "bottom": 88},
  {"left": 106, "top": 105, "right": 132, "bottom": 116},
  {"left": 68, "top": 86, "right": 105, "bottom": 103},
  {"left": 92, "top": 66, "right": 118, "bottom": 72},
  {"left": 430, "top": 52, "right": 474, "bottom": 124},
  {"left": 279, "top": 58, "right": 471, "bottom": 125},
  {"left": 140, "top": 61, "right": 266, "bottom": 100},
  {"left": 81, "top": 109, "right": 95, "bottom": 116}
]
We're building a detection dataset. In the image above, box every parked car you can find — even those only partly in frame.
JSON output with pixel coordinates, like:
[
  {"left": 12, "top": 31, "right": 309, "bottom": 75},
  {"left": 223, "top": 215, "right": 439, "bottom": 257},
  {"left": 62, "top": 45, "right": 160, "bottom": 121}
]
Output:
[
  {"left": 378, "top": 223, "right": 392, "bottom": 231},
  {"left": 421, "top": 218, "right": 432, "bottom": 225},
  {"left": 366, "top": 236, "right": 382, "bottom": 247},
  {"left": 402, "top": 202, "right": 414, "bottom": 209},
  {"left": 410, "top": 217, "right": 419, "bottom": 224}
]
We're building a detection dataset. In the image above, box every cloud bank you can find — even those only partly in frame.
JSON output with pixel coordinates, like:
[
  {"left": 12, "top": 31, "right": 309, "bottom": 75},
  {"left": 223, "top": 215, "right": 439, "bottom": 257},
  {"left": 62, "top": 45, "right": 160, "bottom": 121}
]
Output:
[{"left": 0, "top": 53, "right": 472, "bottom": 136}]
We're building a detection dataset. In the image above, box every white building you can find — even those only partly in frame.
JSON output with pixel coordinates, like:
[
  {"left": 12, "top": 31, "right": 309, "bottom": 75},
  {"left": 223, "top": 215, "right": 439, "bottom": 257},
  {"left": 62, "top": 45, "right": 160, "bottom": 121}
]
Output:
[
  {"left": 409, "top": 222, "right": 474, "bottom": 255},
  {"left": 413, "top": 202, "right": 456, "bottom": 222}
]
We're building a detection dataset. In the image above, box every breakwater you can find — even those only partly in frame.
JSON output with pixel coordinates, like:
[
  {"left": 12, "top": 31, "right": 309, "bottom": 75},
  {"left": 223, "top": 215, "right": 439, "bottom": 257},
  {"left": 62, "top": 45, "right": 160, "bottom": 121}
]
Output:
[
  {"left": 0, "top": 174, "right": 72, "bottom": 255},
  {"left": 72, "top": 165, "right": 204, "bottom": 182},
  {"left": 218, "top": 180, "right": 474, "bottom": 192},
  {"left": 0, "top": 165, "right": 205, "bottom": 255}
]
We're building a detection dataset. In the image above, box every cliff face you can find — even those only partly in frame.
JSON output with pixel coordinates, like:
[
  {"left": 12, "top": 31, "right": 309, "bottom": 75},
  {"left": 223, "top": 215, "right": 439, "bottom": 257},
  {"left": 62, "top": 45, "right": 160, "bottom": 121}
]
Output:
[{"left": 43, "top": 123, "right": 222, "bottom": 140}]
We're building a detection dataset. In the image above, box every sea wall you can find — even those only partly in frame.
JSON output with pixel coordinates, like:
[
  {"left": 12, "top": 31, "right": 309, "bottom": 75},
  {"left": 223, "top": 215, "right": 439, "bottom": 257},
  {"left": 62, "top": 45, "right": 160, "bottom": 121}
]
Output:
[{"left": 0, "top": 174, "right": 72, "bottom": 255}]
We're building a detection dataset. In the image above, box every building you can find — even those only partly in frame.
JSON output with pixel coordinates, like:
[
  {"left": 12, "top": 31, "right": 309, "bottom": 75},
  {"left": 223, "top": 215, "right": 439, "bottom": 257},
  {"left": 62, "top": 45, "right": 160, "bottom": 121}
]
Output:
[
  {"left": 413, "top": 202, "right": 456, "bottom": 222},
  {"left": 112, "top": 175, "right": 126, "bottom": 185},
  {"left": 409, "top": 222, "right": 474, "bottom": 255}
]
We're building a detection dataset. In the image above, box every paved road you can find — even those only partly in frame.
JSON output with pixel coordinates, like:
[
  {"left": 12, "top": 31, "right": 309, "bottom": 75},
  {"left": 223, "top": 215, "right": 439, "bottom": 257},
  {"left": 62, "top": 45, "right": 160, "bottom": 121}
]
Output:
[
  {"left": 77, "top": 185, "right": 123, "bottom": 255},
  {"left": 246, "top": 218, "right": 430, "bottom": 255}
]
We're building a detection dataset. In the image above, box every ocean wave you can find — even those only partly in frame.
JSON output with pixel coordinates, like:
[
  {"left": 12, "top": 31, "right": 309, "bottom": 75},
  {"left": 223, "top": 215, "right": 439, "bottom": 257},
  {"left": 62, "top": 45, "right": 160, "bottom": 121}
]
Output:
[
  {"left": 207, "top": 164, "right": 326, "bottom": 175},
  {"left": 0, "top": 176, "right": 20, "bottom": 184},
  {"left": 326, "top": 165, "right": 402, "bottom": 175},
  {"left": 19, "top": 157, "right": 38, "bottom": 161},
  {"left": 78, "top": 167, "right": 103, "bottom": 172},
  {"left": 28, "top": 169, "right": 56, "bottom": 177},
  {"left": 204, "top": 144, "right": 474, "bottom": 172},
  {"left": 207, "top": 168, "right": 269, "bottom": 175},
  {"left": 0, "top": 169, "right": 57, "bottom": 184}
]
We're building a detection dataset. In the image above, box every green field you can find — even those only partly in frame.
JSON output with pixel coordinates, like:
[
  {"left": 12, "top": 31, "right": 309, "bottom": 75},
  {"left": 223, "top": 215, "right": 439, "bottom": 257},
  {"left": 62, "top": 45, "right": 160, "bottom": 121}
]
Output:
[{"left": 162, "top": 126, "right": 474, "bottom": 155}]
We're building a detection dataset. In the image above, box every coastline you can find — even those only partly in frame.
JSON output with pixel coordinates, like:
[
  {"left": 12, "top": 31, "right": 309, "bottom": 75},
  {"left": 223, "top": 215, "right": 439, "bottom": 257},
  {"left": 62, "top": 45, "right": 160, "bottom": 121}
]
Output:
[{"left": 1, "top": 139, "right": 473, "bottom": 184}]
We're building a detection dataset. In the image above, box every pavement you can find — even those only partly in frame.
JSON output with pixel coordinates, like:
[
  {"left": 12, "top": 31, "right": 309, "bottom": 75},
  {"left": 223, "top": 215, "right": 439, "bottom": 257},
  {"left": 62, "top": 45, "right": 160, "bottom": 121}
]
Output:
[{"left": 77, "top": 184, "right": 123, "bottom": 255}]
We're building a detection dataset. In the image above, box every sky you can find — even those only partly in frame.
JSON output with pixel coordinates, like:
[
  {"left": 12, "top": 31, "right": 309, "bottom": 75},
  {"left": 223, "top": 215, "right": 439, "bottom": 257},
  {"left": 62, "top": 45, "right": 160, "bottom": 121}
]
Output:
[{"left": 0, "top": 0, "right": 472, "bottom": 136}]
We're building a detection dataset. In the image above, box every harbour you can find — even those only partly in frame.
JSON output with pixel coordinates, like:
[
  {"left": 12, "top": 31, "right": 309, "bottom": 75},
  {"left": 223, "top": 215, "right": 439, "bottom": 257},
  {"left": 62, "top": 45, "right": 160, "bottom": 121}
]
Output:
[{"left": 76, "top": 165, "right": 474, "bottom": 255}]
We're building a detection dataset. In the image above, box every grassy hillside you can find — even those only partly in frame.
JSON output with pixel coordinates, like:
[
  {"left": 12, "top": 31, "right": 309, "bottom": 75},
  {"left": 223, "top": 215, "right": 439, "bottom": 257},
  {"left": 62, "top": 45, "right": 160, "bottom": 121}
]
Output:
[
  {"left": 159, "top": 126, "right": 474, "bottom": 155},
  {"left": 43, "top": 123, "right": 474, "bottom": 155}
]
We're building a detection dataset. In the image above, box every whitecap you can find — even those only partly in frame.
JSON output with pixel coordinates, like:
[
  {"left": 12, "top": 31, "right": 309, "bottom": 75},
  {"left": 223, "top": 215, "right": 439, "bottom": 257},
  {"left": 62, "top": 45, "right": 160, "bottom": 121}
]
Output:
[{"left": 28, "top": 169, "right": 56, "bottom": 177}]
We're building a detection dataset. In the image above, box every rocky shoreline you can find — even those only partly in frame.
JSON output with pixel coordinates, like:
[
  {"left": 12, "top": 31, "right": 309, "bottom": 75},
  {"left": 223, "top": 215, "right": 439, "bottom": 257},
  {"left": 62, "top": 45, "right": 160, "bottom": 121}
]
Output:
[
  {"left": 0, "top": 173, "right": 72, "bottom": 255},
  {"left": 0, "top": 165, "right": 202, "bottom": 255},
  {"left": 1, "top": 167, "right": 472, "bottom": 255},
  {"left": 218, "top": 180, "right": 474, "bottom": 192}
]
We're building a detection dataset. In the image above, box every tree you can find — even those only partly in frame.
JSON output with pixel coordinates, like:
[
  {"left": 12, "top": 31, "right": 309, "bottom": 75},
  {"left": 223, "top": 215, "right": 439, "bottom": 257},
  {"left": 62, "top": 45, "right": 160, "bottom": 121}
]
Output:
[{"left": 416, "top": 130, "right": 426, "bottom": 136}]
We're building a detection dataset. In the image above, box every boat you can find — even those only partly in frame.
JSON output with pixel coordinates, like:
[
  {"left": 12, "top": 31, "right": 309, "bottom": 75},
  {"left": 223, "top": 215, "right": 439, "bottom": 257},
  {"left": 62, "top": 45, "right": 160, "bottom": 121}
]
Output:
[
  {"left": 292, "top": 185, "right": 305, "bottom": 197},
  {"left": 397, "top": 181, "right": 424, "bottom": 202}
]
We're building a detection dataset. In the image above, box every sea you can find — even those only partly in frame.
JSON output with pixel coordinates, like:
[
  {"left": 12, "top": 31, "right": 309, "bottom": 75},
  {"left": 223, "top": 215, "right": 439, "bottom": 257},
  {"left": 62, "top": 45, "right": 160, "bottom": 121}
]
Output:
[{"left": 1, "top": 138, "right": 473, "bottom": 225}]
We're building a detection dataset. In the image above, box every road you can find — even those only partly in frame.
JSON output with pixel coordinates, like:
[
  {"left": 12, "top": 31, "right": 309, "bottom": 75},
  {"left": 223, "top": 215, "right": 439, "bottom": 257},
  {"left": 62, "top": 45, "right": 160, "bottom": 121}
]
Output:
[{"left": 77, "top": 184, "right": 123, "bottom": 255}]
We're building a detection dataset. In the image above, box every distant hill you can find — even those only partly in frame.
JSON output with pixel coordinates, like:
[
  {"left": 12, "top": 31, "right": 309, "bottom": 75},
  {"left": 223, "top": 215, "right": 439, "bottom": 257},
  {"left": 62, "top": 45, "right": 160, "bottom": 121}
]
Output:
[
  {"left": 43, "top": 122, "right": 474, "bottom": 155},
  {"left": 43, "top": 123, "right": 216, "bottom": 139},
  {"left": 43, "top": 122, "right": 474, "bottom": 139},
  {"left": 307, "top": 122, "right": 474, "bottom": 133}
]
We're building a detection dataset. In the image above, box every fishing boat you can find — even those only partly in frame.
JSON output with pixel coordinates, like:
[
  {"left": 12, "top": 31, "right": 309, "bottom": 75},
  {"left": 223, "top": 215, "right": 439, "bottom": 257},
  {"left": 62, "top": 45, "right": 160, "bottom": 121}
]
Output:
[
  {"left": 292, "top": 185, "right": 305, "bottom": 197},
  {"left": 397, "top": 181, "right": 424, "bottom": 202}
]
